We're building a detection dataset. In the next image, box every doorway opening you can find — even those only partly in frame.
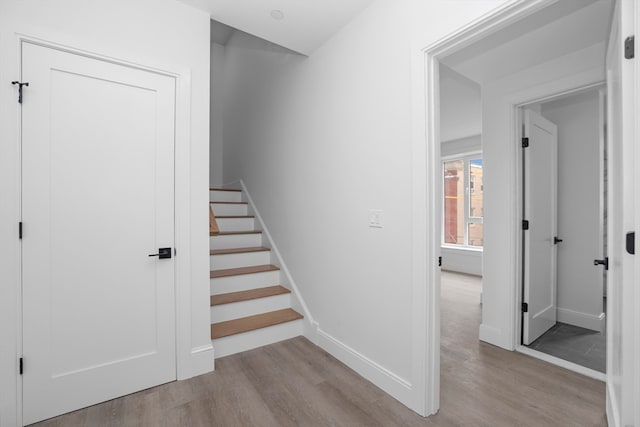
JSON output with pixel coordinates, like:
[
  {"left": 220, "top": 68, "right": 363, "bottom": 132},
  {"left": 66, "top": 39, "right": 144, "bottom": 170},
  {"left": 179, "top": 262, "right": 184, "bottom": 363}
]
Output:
[
  {"left": 425, "top": 0, "right": 614, "bottom": 415},
  {"left": 518, "top": 86, "right": 607, "bottom": 375}
]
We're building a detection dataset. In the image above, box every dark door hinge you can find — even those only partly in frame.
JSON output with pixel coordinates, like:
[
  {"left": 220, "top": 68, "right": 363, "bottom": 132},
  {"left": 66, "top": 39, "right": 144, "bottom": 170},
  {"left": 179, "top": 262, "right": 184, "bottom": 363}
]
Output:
[
  {"left": 522, "top": 220, "right": 529, "bottom": 230},
  {"left": 522, "top": 302, "right": 529, "bottom": 313},
  {"left": 438, "top": 256, "right": 442, "bottom": 267},
  {"left": 625, "top": 35, "right": 635, "bottom": 59},
  {"left": 19, "top": 357, "right": 23, "bottom": 375},
  {"left": 627, "top": 232, "right": 635, "bottom": 255},
  {"left": 19, "top": 222, "right": 22, "bottom": 239},
  {"left": 522, "top": 137, "right": 529, "bottom": 148},
  {"left": 11, "top": 81, "right": 29, "bottom": 104}
]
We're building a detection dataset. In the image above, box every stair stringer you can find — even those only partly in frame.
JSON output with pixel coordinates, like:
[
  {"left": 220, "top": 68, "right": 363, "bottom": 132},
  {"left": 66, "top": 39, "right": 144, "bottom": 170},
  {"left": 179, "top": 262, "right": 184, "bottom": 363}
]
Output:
[{"left": 224, "top": 179, "right": 319, "bottom": 343}]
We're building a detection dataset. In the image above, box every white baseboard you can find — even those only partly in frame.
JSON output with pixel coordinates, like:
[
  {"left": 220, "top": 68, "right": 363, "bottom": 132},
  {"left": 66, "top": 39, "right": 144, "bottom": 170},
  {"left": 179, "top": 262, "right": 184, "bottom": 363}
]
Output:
[
  {"left": 606, "top": 381, "right": 620, "bottom": 427},
  {"left": 479, "top": 323, "right": 508, "bottom": 348},
  {"left": 178, "top": 344, "right": 215, "bottom": 380},
  {"left": 557, "top": 308, "right": 605, "bottom": 332},
  {"left": 516, "top": 345, "right": 605, "bottom": 381},
  {"left": 314, "top": 327, "right": 413, "bottom": 408}
]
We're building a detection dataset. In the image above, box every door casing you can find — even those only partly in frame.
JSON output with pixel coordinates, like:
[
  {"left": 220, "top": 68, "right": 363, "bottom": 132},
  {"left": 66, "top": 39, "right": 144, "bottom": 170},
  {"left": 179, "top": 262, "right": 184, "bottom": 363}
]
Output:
[{"left": 417, "top": 0, "right": 621, "bottom": 418}]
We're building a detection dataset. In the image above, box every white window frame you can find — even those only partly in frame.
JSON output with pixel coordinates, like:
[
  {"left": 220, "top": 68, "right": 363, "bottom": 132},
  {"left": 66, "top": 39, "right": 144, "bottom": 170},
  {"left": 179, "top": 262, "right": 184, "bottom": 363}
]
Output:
[{"left": 441, "top": 152, "right": 483, "bottom": 249}]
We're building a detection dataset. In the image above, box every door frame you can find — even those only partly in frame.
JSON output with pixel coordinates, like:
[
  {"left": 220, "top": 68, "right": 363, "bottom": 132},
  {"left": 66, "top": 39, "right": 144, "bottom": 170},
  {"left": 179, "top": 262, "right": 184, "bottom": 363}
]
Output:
[
  {"left": 11, "top": 34, "right": 199, "bottom": 426},
  {"left": 514, "top": 84, "right": 607, "bottom": 382},
  {"left": 416, "top": 0, "right": 611, "bottom": 416}
]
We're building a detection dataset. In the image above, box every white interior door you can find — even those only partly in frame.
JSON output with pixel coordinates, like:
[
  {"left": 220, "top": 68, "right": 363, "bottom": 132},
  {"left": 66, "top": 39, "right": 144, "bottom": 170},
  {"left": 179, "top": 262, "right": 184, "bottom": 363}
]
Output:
[
  {"left": 522, "top": 109, "right": 558, "bottom": 345},
  {"left": 605, "top": 1, "right": 638, "bottom": 425},
  {"left": 21, "top": 42, "right": 177, "bottom": 425}
]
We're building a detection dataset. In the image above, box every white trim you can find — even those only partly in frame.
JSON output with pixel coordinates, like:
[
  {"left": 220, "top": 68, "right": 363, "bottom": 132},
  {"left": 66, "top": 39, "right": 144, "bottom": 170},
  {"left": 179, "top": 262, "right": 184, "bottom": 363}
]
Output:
[
  {"left": 316, "top": 327, "right": 413, "bottom": 407},
  {"left": 417, "top": 0, "right": 602, "bottom": 415},
  {"left": 516, "top": 345, "right": 606, "bottom": 381},
  {"left": 187, "top": 344, "right": 216, "bottom": 378},
  {"left": 556, "top": 308, "right": 606, "bottom": 333},
  {"left": 607, "top": 381, "right": 621, "bottom": 427},
  {"left": 478, "top": 323, "right": 503, "bottom": 344}
]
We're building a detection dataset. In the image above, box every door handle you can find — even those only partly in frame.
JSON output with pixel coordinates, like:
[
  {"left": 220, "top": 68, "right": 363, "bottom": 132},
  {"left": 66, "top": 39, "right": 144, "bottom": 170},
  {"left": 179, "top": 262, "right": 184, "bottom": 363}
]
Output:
[
  {"left": 554, "top": 237, "right": 563, "bottom": 244},
  {"left": 627, "top": 232, "right": 635, "bottom": 255},
  {"left": 149, "top": 247, "right": 172, "bottom": 259},
  {"left": 593, "top": 258, "right": 608, "bottom": 270}
]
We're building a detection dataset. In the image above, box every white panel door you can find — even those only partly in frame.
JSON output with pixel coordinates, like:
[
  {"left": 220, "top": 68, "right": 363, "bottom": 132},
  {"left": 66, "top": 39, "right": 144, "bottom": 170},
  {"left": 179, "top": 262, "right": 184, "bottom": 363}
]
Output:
[
  {"left": 522, "top": 109, "right": 558, "bottom": 345},
  {"left": 21, "top": 42, "right": 177, "bottom": 425}
]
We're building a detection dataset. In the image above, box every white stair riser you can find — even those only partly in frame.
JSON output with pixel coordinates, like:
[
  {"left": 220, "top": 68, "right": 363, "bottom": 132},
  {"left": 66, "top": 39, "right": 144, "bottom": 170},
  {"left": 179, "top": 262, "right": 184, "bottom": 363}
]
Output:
[
  {"left": 210, "top": 251, "right": 271, "bottom": 270},
  {"left": 216, "top": 217, "right": 255, "bottom": 232},
  {"left": 210, "top": 233, "right": 262, "bottom": 250},
  {"left": 210, "top": 203, "right": 247, "bottom": 216},
  {"left": 211, "top": 271, "right": 280, "bottom": 295},
  {"left": 212, "top": 319, "right": 303, "bottom": 358},
  {"left": 211, "top": 293, "right": 291, "bottom": 323},
  {"left": 210, "top": 190, "right": 242, "bottom": 203}
]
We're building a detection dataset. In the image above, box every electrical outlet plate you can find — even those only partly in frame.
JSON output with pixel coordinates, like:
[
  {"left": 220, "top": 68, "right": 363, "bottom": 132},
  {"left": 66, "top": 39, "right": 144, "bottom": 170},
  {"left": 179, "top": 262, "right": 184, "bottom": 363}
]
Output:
[{"left": 368, "top": 209, "right": 383, "bottom": 228}]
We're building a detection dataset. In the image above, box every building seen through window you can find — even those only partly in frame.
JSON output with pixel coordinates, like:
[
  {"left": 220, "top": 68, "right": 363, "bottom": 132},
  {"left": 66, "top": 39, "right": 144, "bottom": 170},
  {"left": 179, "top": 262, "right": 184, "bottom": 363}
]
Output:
[{"left": 443, "top": 156, "right": 483, "bottom": 247}]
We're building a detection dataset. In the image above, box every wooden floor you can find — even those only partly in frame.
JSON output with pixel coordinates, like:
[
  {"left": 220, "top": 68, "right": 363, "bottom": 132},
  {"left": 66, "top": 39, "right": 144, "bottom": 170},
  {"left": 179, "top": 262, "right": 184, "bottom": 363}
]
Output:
[{"left": 32, "top": 271, "right": 606, "bottom": 427}]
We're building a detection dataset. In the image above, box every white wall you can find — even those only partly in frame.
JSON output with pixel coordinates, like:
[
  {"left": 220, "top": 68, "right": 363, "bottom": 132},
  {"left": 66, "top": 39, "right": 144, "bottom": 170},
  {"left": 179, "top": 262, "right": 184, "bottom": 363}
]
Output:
[
  {"left": 441, "top": 247, "right": 483, "bottom": 276},
  {"left": 481, "top": 42, "right": 605, "bottom": 348},
  {"left": 0, "top": 1, "right": 211, "bottom": 425},
  {"left": 541, "top": 89, "right": 605, "bottom": 331},
  {"left": 211, "top": 41, "right": 225, "bottom": 186},
  {"left": 440, "top": 65, "right": 482, "bottom": 142},
  {"left": 221, "top": 0, "right": 509, "bottom": 412},
  {"left": 441, "top": 134, "right": 482, "bottom": 158},
  {"left": 223, "top": 0, "right": 414, "bottom": 387}
]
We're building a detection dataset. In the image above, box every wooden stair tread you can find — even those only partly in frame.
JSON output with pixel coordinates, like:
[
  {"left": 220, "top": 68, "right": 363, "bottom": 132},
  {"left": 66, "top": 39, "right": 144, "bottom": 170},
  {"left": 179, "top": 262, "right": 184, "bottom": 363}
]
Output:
[
  {"left": 210, "top": 247, "right": 270, "bottom": 256},
  {"left": 214, "top": 230, "right": 262, "bottom": 236},
  {"left": 210, "top": 187, "right": 242, "bottom": 192},
  {"left": 210, "top": 201, "right": 247, "bottom": 205},
  {"left": 211, "top": 286, "right": 290, "bottom": 306},
  {"left": 210, "top": 264, "right": 279, "bottom": 279},
  {"left": 211, "top": 309, "right": 303, "bottom": 339}
]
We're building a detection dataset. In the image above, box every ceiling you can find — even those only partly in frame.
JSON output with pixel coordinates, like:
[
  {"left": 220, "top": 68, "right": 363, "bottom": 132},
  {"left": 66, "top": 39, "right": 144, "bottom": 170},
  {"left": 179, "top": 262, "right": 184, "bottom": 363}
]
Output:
[
  {"left": 441, "top": 0, "right": 612, "bottom": 84},
  {"left": 177, "top": 0, "right": 374, "bottom": 55}
]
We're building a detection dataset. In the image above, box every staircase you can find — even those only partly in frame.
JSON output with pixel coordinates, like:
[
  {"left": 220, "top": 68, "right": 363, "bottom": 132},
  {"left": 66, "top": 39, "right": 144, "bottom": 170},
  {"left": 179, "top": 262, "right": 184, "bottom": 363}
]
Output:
[{"left": 209, "top": 187, "right": 304, "bottom": 358}]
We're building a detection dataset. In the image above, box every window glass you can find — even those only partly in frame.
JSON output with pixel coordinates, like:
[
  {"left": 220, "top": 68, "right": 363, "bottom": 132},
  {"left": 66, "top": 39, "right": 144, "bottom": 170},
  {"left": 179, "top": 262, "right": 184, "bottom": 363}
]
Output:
[
  {"left": 469, "top": 158, "right": 483, "bottom": 218},
  {"left": 468, "top": 223, "right": 483, "bottom": 247},
  {"left": 443, "top": 160, "right": 464, "bottom": 245}
]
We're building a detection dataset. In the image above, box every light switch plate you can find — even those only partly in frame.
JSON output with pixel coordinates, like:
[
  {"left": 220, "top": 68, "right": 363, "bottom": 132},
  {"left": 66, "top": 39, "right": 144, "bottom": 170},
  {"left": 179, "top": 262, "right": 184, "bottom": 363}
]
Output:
[{"left": 368, "top": 209, "right": 383, "bottom": 228}]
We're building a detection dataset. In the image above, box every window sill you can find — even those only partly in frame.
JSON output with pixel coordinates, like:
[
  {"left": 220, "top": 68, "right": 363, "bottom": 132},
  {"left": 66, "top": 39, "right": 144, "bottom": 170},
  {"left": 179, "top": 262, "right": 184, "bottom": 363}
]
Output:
[{"left": 441, "top": 244, "right": 483, "bottom": 252}]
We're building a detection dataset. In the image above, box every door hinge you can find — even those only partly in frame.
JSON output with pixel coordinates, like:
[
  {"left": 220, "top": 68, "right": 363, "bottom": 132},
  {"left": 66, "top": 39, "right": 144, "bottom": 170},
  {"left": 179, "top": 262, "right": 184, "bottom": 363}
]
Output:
[
  {"left": 522, "top": 302, "right": 529, "bottom": 313},
  {"left": 11, "top": 81, "right": 29, "bottom": 104},
  {"left": 19, "top": 222, "right": 22, "bottom": 239},
  {"left": 627, "top": 232, "right": 635, "bottom": 255},
  {"left": 522, "top": 137, "right": 529, "bottom": 148},
  {"left": 522, "top": 220, "right": 529, "bottom": 230},
  {"left": 438, "top": 256, "right": 442, "bottom": 267},
  {"left": 19, "top": 357, "right": 23, "bottom": 375},
  {"left": 625, "top": 35, "right": 635, "bottom": 59}
]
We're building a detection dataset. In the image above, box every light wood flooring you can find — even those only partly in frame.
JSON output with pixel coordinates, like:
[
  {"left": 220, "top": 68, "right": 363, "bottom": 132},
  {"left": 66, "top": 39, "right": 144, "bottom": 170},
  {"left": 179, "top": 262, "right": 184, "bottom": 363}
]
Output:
[{"left": 32, "top": 271, "right": 606, "bottom": 426}]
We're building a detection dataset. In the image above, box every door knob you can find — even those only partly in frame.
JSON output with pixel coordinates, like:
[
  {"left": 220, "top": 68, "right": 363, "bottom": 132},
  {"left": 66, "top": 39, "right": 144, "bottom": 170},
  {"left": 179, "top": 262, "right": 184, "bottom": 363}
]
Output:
[
  {"left": 149, "top": 247, "right": 172, "bottom": 259},
  {"left": 554, "top": 237, "right": 563, "bottom": 244}
]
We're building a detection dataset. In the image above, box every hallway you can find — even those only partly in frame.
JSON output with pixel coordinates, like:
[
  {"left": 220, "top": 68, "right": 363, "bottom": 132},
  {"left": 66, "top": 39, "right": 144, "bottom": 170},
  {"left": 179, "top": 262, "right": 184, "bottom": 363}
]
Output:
[{"left": 33, "top": 272, "right": 606, "bottom": 426}]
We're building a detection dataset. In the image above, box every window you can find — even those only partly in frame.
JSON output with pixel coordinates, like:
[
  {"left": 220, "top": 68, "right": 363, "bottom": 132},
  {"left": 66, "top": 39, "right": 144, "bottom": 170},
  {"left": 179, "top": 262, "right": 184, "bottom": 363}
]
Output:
[{"left": 442, "top": 155, "right": 483, "bottom": 248}]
